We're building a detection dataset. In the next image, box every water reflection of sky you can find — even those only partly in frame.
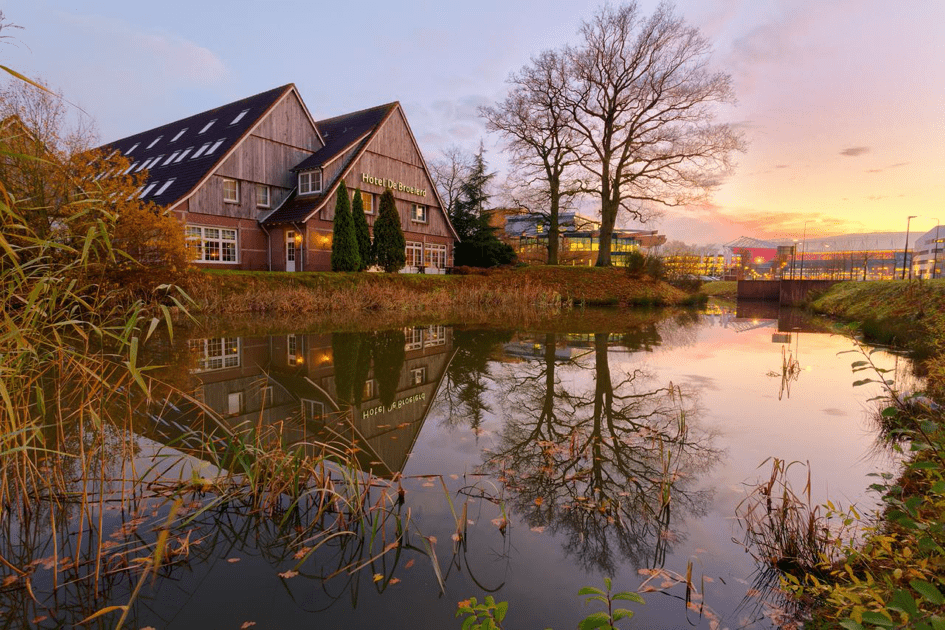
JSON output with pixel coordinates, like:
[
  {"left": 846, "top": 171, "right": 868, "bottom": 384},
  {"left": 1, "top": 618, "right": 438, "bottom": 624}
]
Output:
[{"left": 2, "top": 306, "right": 910, "bottom": 630}]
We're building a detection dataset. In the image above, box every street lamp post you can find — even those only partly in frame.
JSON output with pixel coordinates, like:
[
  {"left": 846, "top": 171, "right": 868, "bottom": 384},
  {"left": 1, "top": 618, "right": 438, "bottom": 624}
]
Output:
[
  {"left": 799, "top": 219, "right": 820, "bottom": 280},
  {"left": 902, "top": 215, "right": 917, "bottom": 280},
  {"left": 933, "top": 218, "right": 941, "bottom": 280}
]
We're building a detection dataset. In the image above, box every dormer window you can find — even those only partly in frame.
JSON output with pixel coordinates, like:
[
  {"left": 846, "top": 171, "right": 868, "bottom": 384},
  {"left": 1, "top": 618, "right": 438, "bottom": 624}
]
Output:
[{"left": 298, "top": 170, "right": 322, "bottom": 195}]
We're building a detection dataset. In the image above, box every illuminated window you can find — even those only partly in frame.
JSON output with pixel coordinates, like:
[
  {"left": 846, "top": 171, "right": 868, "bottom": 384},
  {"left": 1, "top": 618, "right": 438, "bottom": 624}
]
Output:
[
  {"left": 222, "top": 178, "right": 239, "bottom": 203},
  {"left": 404, "top": 328, "right": 424, "bottom": 351},
  {"left": 186, "top": 225, "right": 238, "bottom": 263},
  {"left": 410, "top": 367, "right": 427, "bottom": 386},
  {"left": 406, "top": 241, "right": 423, "bottom": 267},
  {"left": 358, "top": 190, "right": 375, "bottom": 214},
  {"left": 424, "top": 243, "right": 447, "bottom": 269},
  {"left": 425, "top": 325, "right": 446, "bottom": 347},
  {"left": 188, "top": 337, "right": 241, "bottom": 372},
  {"left": 411, "top": 204, "right": 427, "bottom": 223},
  {"left": 299, "top": 170, "right": 322, "bottom": 195},
  {"left": 256, "top": 184, "right": 270, "bottom": 208}
]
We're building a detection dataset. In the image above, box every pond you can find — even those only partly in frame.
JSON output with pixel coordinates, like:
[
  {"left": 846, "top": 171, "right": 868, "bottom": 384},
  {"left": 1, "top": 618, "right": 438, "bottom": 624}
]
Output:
[{"left": 1, "top": 302, "right": 910, "bottom": 629}]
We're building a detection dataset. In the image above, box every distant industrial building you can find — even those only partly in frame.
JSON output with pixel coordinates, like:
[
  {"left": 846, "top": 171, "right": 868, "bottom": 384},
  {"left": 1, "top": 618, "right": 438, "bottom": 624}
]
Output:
[
  {"left": 724, "top": 232, "right": 924, "bottom": 280},
  {"left": 912, "top": 226, "right": 944, "bottom": 279}
]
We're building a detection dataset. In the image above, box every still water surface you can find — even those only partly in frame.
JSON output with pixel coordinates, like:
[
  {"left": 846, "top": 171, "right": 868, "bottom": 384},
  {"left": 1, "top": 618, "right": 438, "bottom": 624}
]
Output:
[{"left": 6, "top": 304, "right": 909, "bottom": 629}]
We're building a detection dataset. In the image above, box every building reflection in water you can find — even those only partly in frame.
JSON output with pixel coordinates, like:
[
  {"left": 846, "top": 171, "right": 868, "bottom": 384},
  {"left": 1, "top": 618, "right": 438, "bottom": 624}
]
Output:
[{"left": 172, "top": 326, "right": 455, "bottom": 478}]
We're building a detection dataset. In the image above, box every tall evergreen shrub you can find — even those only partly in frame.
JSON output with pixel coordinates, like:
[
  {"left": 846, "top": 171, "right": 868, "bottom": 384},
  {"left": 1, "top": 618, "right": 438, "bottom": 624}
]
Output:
[
  {"left": 372, "top": 189, "right": 406, "bottom": 273},
  {"left": 330, "top": 180, "right": 361, "bottom": 272},
  {"left": 351, "top": 187, "right": 374, "bottom": 270}
]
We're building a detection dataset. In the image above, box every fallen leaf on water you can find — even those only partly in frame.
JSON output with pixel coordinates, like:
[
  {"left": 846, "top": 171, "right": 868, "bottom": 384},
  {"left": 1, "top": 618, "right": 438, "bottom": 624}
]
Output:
[
  {"left": 405, "top": 559, "right": 415, "bottom": 569},
  {"left": 534, "top": 497, "right": 544, "bottom": 506},
  {"left": 31, "top": 616, "right": 47, "bottom": 624},
  {"left": 241, "top": 623, "right": 256, "bottom": 629},
  {"left": 2, "top": 575, "right": 17, "bottom": 587},
  {"left": 638, "top": 568, "right": 658, "bottom": 576},
  {"left": 530, "top": 526, "right": 545, "bottom": 533},
  {"left": 427, "top": 536, "right": 437, "bottom": 545},
  {"left": 641, "top": 585, "right": 657, "bottom": 592},
  {"left": 141, "top": 627, "right": 157, "bottom": 630},
  {"left": 703, "top": 576, "right": 714, "bottom": 583},
  {"left": 451, "top": 533, "right": 461, "bottom": 542},
  {"left": 660, "top": 580, "right": 675, "bottom": 588},
  {"left": 457, "top": 599, "right": 472, "bottom": 609},
  {"left": 389, "top": 577, "right": 401, "bottom": 584},
  {"left": 294, "top": 546, "right": 312, "bottom": 560},
  {"left": 746, "top": 588, "right": 760, "bottom": 597},
  {"left": 373, "top": 573, "right": 383, "bottom": 583},
  {"left": 227, "top": 557, "right": 241, "bottom": 563},
  {"left": 278, "top": 570, "right": 298, "bottom": 579},
  {"left": 449, "top": 474, "right": 459, "bottom": 480}
]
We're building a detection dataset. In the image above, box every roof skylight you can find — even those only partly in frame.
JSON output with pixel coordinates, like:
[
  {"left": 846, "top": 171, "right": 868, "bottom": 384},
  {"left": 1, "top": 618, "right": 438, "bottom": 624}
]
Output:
[
  {"left": 163, "top": 151, "right": 180, "bottom": 166},
  {"left": 154, "top": 179, "right": 175, "bottom": 196},
  {"left": 139, "top": 183, "right": 158, "bottom": 198},
  {"left": 126, "top": 143, "right": 140, "bottom": 155},
  {"left": 206, "top": 139, "right": 225, "bottom": 155},
  {"left": 147, "top": 136, "right": 163, "bottom": 149},
  {"left": 230, "top": 109, "right": 250, "bottom": 125},
  {"left": 191, "top": 142, "right": 212, "bottom": 159},
  {"left": 174, "top": 148, "right": 193, "bottom": 163},
  {"left": 171, "top": 128, "right": 187, "bottom": 142},
  {"left": 122, "top": 162, "right": 137, "bottom": 175},
  {"left": 199, "top": 119, "right": 217, "bottom": 134}
]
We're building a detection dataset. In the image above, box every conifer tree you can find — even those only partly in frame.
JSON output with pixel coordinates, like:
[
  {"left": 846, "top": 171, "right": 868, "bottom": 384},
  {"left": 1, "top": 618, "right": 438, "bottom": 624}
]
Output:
[
  {"left": 372, "top": 188, "right": 406, "bottom": 272},
  {"left": 351, "top": 187, "right": 374, "bottom": 270},
  {"left": 330, "top": 180, "right": 361, "bottom": 272}
]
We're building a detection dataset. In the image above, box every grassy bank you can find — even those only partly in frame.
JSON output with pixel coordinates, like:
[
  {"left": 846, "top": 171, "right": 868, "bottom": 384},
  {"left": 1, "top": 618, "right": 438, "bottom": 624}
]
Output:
[
  {"left": 182, "top": 266, "right": 696, "bottom": 315},
  {"left": 748, "top": 280, "right": 945, "bottom": 628},
  {"left": 699, "top": 280, "right": 738, "bottom": 300}
]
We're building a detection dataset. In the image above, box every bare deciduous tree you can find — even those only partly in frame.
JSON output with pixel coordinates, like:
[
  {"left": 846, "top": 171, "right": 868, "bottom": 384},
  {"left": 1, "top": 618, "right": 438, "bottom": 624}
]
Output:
[
  {"left": 563, "top": 2, "right": 745, "bottom": 266},
  {"left": 481, "top": 50, "right": 581, "bottom": 265},
  {"left": 427, "top": 145, "right": 473, "bottom": 216}
]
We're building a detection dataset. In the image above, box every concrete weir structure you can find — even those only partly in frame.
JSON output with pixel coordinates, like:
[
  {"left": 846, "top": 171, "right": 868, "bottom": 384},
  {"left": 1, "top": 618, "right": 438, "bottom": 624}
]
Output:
[{"left": 737, "top": 279, "right": 839, "bottom": 306}]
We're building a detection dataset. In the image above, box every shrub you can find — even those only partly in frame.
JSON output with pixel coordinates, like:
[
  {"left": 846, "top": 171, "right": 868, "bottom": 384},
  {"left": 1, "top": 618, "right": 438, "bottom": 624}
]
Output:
[
  {"left": 330, "top": 180, "right": 361, "bottom": 272},
  {"left": 351, "top": 187, "right": 374, "bottom": 270},
  {"left": 373, "top": 189, "right": 406, "bottom": 273},
  {"left": 109, "top": 200, "right": 192, "bottom": 293}
]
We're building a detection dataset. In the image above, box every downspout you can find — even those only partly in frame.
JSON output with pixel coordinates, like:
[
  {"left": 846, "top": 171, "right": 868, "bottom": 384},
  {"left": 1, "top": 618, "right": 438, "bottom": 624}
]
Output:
[
  {"left": 296, "top": 222, "right": 305, "bottom": 271},
  {"left": 260, "top": 222, "right": 272, "bottom": 272}
]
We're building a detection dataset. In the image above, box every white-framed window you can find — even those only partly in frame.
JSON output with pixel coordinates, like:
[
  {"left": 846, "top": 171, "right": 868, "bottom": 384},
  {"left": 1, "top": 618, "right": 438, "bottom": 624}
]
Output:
[
  {"left": 404, "top": 327, "right": 424, "bottom": 351},
  {"left": 411, "top": 204, "right": 427, "bottom": 223},
  {"left": 256, "top": 184, "right": 271, "bottom": 208},
  {"left": 186, "top": 225, "right": 238, "bottom": 263},
  {"left": 223, "top": 178, "right": 239, "bottom": 203},
  {"left": 299, "top": 170, "right": 322, "bottom": 195},
  {"left": 358, "top": 190, "right": 375, "bottom": 215},
  {"left": 406, "top": 242, "right": 423, "bottom": 268},
  {"left": 425, "top": 325, "right": 447, "bottom": 347},
  {"left": 410, "top": 367, "right": 427, "bottom": 386},
  {"left": 287, "top": 334, "right": 299, "bottom": 366},
  {"left": 424, "top": 243, "right": 447, "bottom": 269},
  {"left": 227, "top": 391, "right": 244, "bottom": 416},
  {"left": 188, "top": 337, "right": 241, "bottom": 372},
  {"left": 303, "top": 399, "right": 325, "bottom": 422}
]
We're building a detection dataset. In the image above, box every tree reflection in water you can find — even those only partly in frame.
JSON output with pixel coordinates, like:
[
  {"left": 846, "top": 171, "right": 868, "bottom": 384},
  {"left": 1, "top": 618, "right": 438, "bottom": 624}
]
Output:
[{"left": 484, "top": 332, "right": 722, "bottom": 573}]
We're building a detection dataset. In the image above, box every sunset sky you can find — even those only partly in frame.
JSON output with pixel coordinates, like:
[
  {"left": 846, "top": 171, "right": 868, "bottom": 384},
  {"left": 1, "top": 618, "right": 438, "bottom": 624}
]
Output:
[{"left": 3, "top": 0, "right": 942, "bottom": 245}]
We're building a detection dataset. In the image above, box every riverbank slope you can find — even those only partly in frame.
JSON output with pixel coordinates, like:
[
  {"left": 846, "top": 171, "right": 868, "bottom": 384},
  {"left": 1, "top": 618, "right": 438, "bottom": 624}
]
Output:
[
  {"left": 784, "top": 280, "right": 945, "bottom": 628},
  {"left": 183, "top": 266, "right": 697, "bottom": 315}
]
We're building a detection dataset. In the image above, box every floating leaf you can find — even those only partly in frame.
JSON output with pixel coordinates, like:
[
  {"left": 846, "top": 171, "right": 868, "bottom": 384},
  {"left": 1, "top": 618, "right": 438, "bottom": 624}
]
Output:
[
  {"left": 241, "top": 623, "right": 256, "bottom": 629},
  {"left": 278, "top": 570, "right": 298, "bottom": 579},
  {"left": 227, "top": 557, "right": 241, "bottom": 563}
]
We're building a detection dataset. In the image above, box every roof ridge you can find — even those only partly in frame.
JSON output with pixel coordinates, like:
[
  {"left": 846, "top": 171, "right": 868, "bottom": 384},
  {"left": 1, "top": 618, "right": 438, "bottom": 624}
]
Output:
[
  {"left": 315, "top": 101, "right": 398, "bottom": 126},
  {"left": 103, "top": 83, "right": 294, "bottom": 147}
]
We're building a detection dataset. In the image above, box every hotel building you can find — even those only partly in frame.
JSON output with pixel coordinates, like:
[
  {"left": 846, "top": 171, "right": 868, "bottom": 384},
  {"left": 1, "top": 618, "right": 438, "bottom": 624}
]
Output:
[{"left": 103, "top": 85, "right": 458, "bottom": 273}]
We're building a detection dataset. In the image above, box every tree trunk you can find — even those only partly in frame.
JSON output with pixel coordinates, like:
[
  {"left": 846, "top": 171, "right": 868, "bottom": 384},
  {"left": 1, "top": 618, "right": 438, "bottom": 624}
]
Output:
[
  {"left": 547, "top": 181, "right": 560, "bottom": 265},
  {"left": 596, "top": 196, "right": 618, "bottom": 267}
]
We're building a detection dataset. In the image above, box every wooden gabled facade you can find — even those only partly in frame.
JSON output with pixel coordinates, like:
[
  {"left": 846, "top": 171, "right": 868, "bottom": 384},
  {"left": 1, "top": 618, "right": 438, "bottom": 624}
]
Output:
[{"left": 103, "top": 85, "right": 457, "bottom": 272}]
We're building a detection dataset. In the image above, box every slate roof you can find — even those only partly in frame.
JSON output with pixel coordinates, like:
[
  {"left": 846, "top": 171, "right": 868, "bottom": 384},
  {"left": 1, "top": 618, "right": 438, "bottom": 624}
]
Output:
[
  {"left": 263, "top": 103, "right": 396, "bottom": 225},
  {"left": 100, "top": 84, "right": 294, "bottom": 209}
]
